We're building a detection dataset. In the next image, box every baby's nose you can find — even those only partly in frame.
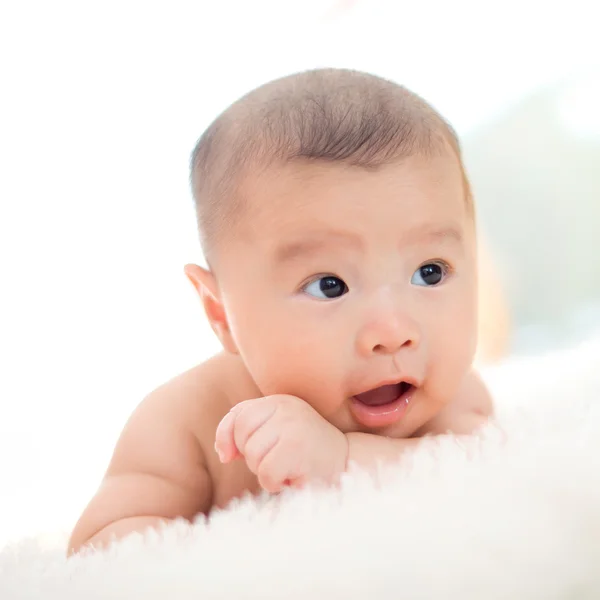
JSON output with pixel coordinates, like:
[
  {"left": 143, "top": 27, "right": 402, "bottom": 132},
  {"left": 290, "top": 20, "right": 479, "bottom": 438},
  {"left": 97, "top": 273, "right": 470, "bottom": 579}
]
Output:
[{"left": 356, "top": 299, "right": 421, "bottom": 357}]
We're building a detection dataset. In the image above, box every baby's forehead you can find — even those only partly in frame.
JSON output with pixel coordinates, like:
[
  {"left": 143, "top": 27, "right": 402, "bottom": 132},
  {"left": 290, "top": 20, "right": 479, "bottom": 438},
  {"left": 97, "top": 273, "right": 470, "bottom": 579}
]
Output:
[
  {"left": 239, "top": 153, "right": 465, "bottom": 214},
  {"left": 230, "top": 156, "right": 468, "bottom": 254}
]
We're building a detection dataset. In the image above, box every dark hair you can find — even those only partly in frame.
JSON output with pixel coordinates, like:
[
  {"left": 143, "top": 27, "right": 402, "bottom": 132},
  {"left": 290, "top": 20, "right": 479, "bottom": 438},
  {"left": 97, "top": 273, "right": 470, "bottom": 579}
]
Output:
[{"left": 190, "top": 68, "right": 466, "bottom": 259}]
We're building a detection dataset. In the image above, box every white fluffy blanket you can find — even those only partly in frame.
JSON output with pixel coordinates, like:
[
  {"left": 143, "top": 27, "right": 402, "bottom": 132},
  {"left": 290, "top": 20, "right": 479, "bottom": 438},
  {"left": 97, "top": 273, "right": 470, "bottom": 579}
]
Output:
[{"left": 2, "top": 338, "right": 600, "bottom": 599}]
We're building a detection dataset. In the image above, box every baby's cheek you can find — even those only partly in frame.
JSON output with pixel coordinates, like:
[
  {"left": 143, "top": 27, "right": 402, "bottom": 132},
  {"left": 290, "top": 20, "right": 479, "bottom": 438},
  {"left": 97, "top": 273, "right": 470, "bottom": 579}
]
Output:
[
  {"left": 263, "top": 351, "right": 344, "bottom": 416},
  {"left": 429, "top": 336, "right": 474, "bottom": 400},
  {"left": 446, "top": 298, "right": 478, "bottom": 362}
]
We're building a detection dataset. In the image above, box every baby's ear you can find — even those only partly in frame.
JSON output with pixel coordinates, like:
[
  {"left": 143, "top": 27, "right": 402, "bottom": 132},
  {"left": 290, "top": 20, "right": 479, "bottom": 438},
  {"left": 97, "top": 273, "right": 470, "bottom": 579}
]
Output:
[{"left": 184, "top": 264, "right": 239, "bottom": 354}]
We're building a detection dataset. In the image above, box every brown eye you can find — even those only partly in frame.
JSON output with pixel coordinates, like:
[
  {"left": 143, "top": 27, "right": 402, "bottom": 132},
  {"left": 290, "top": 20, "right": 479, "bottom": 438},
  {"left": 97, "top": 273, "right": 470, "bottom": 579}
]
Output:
[{"left": 304, "top": 276, "right": 349, "bottom": 299}]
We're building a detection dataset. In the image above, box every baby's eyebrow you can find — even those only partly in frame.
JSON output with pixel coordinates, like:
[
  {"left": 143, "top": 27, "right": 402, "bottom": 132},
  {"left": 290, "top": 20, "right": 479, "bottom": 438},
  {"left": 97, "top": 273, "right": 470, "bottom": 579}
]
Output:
[
  {"left": 273, "top": 230, "right": 363, "bottom": 264},
  {"left": 272, "top": 224, "right": 463, "bottom": 264},
  {"left": 409, "top": 225, "right": 463, "bottom": 245}
]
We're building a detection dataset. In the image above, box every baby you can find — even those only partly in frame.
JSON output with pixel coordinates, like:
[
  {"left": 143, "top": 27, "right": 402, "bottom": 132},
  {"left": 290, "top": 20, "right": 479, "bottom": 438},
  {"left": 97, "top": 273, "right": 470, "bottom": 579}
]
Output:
[{"left": 68, "top": 68, "right": 494, "bottom": 554}]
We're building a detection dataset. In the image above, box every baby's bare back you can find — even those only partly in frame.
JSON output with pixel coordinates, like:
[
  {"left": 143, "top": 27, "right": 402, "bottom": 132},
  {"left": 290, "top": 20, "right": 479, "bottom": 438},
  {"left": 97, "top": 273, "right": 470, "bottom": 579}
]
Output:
[{"left": 67, "top": 353, "right": 261, "bottom": 554}]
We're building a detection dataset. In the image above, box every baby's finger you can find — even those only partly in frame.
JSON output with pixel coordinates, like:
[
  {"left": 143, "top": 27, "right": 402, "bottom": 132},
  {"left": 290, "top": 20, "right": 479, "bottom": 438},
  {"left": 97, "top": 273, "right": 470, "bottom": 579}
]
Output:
[
  {"left": 242, "top": 425, "right": 280, "bottom": 475},
  {"left": 232, "top": 399, "right": 278, "bottom": 458},
  {"left": 214, "top": 410, "right": 241, "bottom": 463},
  {"left": 257, "top": 440, "right": 301, "bottom": 493}
]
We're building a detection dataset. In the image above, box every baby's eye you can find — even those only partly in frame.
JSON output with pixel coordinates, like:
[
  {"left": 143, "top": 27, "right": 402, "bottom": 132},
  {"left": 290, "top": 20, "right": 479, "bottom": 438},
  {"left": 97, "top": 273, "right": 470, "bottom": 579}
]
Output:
[
  {"left": 411, "top": 262, "right": 448, "bottom": 287},
  {"left": 303, "top": 275, "right": 349, "bottom": 300}
]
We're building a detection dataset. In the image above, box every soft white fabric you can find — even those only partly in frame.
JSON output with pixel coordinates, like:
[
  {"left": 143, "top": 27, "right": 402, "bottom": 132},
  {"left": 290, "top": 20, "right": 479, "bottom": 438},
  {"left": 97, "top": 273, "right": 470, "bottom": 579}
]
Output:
[{"left": 2, "top": 337, "right": 600, "bottom": 600}]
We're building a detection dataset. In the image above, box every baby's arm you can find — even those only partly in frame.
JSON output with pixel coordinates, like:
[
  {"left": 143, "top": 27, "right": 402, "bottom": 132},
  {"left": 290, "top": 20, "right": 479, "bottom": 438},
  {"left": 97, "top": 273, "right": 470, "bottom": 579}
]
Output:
[
  {"left": 67, "top": 384, "right": 212, "bottom": 554},
  {"left": 347, "top": 370, "right": 493, "bottom": 471}
]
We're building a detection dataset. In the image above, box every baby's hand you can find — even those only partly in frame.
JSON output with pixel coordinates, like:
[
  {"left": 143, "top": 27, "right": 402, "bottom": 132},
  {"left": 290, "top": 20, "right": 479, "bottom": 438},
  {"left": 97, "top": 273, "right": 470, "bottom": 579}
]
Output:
[{"left": 214, "top": 395, "right": 348, "bottom": 493}]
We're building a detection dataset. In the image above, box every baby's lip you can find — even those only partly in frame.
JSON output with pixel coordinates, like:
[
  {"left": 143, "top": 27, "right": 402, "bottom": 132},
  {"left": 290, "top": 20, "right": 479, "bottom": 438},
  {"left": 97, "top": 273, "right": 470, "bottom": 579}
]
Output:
[{"left": 351, "top": 375, "right": 420, "bottom": 398}]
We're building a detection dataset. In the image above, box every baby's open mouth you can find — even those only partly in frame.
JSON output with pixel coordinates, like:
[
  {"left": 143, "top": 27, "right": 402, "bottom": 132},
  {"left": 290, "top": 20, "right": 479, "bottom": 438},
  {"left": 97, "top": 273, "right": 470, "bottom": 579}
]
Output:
[
  {"left": 350, "top": 381, "right": 416, "bottom": 428},
  {"left": 353, "top": 382, "right": 413, "bottom": 406}
]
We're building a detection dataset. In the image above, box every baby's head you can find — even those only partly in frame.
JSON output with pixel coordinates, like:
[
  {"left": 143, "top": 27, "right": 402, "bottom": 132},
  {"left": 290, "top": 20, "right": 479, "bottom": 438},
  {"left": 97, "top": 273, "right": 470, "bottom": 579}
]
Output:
[{"left": 186, "top": 68, "right": 478, "bottom": 436}]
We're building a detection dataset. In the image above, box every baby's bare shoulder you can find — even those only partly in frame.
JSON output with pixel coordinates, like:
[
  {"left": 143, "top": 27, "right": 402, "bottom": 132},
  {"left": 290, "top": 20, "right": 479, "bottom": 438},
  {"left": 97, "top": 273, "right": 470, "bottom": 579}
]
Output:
[
  {"left": 418, "top": 370, "right": 494, "bottom": 436},
  {"left": 156, "top": 354, "right": 230, "bottom": 418},
  {"left": 159, "top": 352, "right": 253, "bottom": 442},
  {"left": 68, "top": 353, "right": 252, "bottom": 552},
  {"left": 68, "top": 357, "right": 228, "bottom": 552}
]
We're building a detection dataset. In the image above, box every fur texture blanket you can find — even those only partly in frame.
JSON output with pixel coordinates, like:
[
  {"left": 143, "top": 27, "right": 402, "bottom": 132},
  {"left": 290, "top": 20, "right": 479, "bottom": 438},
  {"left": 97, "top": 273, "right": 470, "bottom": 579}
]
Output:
[{"left": 2, "top": 337, "right": 600, "bottom": 599}]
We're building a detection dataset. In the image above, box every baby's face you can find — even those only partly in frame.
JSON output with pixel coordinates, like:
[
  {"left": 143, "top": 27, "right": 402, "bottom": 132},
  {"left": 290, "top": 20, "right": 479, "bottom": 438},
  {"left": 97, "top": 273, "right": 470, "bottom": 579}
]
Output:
[{"left": 214, "top": 154, "right": 478, "bottom": 436}]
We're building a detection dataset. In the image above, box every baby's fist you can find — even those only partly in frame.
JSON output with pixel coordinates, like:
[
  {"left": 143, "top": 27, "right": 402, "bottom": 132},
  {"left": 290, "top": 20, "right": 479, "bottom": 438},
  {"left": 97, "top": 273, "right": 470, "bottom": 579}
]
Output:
[{"left": 215, "top": 395, "right": 348, "bottom": 493}]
